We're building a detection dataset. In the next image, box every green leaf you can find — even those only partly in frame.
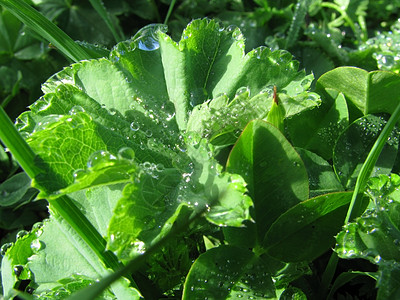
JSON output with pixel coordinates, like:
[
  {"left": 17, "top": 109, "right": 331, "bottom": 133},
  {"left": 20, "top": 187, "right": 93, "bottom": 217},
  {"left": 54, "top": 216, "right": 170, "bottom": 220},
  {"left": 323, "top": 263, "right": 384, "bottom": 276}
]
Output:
[
  {"left": 158, "top": 19, "right": 319, "bottom": 131},
  {"left": 376, "top": 261, "right": 400, "bottom": 300},
  {"left": 227, "top": 120, "right": 309, "bottom": 242},
  {"left": 316, "top": 67, "right": 400, "bottom": 120},
  {"left": 107, "top": 137, "right": 253, "bottom": 259},
  {"left": 182, "top": 245, "right": 276, "bottom": 299},
  {"left": 106, "top": 168, "right": 182, "bottom": 259},
  {"left": 187, "top": 83, "right": 319, "bottom": 147},
  {"left": 264, "top": 192, "right": 354, "bottom": 262},
  {"left": 0, "top": 172, "right": 32, "bottom": 207},
  {"left": 287, "top": 89, "right": 349, "bottom": 160},
  {"left": 333, "top": 114, "right": 399, "bottom": 189},
  {"left": 296, "top": 148, "right": 343, "bottom": 197},
  {"left": 23, "top": 216, "right": 140, "bottom": 298},
  {"left": 182, "top": 136, "right": 253, "bottom": 227},
  {"left": 1, "top": 226, "right": 38, "bottom": 298}
]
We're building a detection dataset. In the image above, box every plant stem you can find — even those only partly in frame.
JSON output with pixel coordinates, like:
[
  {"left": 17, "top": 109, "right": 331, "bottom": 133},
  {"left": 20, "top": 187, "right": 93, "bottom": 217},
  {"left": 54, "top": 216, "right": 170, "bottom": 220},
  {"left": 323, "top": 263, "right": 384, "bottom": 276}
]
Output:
[
  {"left": 0, "top": 0, "right": 91, "bottom": 62},
  {"left": 164, "top": 0, "right": 177, "bottom": 25}
]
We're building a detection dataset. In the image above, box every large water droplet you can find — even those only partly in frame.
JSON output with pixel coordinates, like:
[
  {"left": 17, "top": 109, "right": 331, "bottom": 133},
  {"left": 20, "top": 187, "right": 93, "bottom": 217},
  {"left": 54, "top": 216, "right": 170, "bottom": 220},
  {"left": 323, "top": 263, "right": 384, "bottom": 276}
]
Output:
[
  {"left": 72, "top": 169, "right": 87, "bottom": 181},
  {"left": 87, "top": 150, "right": 117, "bottom": 168},
  {"left": 16, "top": 230, "right": 29, "bottom": 239},
  {"left": 69, "top": 105, "right": 85, "bottom": 115},
  {"left": 32, "top": 222, "right": 44, "bottom": 237},
  {"left": 134, "top": 24, "right": 167, "bottom": 51},
  {"left": 130, "top": 121, "right": 140, "bottom": 131},
  {"left": 34, "top": 115, "right": 62, "bottom": 132},
  {"left": 1, "top": 243, "right": 13, "bottom": 256},
  {"left": 118, "top": 147, "right": 135, "bottom": 160},
  {"left": 13, "top": 265, "right": 24, "bottom": 277},
  {"left": 30, "top": 239, "right": 44, "bottom": 252}
]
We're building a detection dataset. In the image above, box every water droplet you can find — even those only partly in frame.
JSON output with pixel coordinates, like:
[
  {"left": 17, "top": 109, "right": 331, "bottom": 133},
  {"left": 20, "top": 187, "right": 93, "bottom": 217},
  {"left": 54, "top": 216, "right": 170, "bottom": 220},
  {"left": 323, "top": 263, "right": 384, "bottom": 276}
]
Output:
[
  {"left": 254, "top": 46, "right": 267, "bottom": 59},
  {"left": 16, "top": 230, "right": 29, "bottom": 239},
  {"left": 13, "top": 265, "right": 24, "bottom": 277},
  {"left": 34, "top": 115, "right": 62, "bottom": 132},
  {"left": 87, "top": 150, "right": 117, "bottom": 168},
  {"left": 30, "top": 239, "right": 44, "bottom": 252},
  {"left": 145, "top": 129, "right": 153, "bottom": 137},
  {"left": 73, "top": 169, "right": 87, "bottom": 180},
  {"left": 134, "top": 24, "right": 167, "bottom": 51},
  {"left": 32, "top": 222, "right": 43, "bottom": 237},
  {"left": 118, "top": 147, "right": 135, "bottom": 160},
  {"left": 1, "top": 243, "right": 13, "bottom": 256},
  {"left": 130, "top": 121, "right": 140, "bottom": 131},
  {"left": 374, "top": 255, "right": 381, "bottom": 264},
  {"left": 108, "top": 108, "right": 117, "bottom": 116},
  {"left": 69, "top": 105, "right": 85, "bottom": 115}
]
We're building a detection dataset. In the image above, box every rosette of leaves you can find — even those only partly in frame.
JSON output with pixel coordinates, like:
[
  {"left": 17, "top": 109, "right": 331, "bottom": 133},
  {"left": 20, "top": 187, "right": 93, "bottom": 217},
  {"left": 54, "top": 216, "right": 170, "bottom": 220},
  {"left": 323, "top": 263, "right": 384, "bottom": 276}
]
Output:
[{"left": 1, "top": 19, "right": 319, "bottom": 298}]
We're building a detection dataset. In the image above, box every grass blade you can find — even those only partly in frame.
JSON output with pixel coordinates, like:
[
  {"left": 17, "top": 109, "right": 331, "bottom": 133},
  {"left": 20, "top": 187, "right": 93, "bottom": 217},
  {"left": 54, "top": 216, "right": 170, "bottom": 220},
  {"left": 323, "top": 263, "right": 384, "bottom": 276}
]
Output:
[
  {"left": 0, "top": 106, "right": 42, "bottom": 179},
  {"left": 0, "top": 0, "right": 91, "bottom": 62},
  {"left": 345, "top": 101, "right": 400, "bottom": 223},
  {"left": 164, "top": 0, "right": 177, "bottom": 25}
]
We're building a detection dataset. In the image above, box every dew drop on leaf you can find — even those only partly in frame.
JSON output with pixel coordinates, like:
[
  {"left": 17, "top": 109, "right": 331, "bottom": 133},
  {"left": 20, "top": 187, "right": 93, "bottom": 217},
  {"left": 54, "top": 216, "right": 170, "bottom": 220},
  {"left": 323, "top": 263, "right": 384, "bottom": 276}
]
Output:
[
  {"left": 130, "top": 121, "right": 140, "bottom": 131},
  {"left": 1, "top": 243, "right": 13, "bottom": 256},
  {"left": 16, "top": 230, "right": 29, "bottom": 239},
  {"left": 235, "top": 86, "right": 250, "bottom": 97},
  {"left": 30, "top": 239, "right": 44, "bottom": 252},
  {"left": 32, "top": 222, "right": 44, "bottom": 237},
  {"left": 374, "top": 255, "right": 382, "bottom": 264},
  {"left": 117, "top": 147, "right": 135, "bottom": 161},
  {"left": 145, "top": 129, "right": 153, "bottom": 137},
  {"left": 87, "top": 150, "right": 116, "bottom": 168},
  {"left": 138, "top": 37, "right": 160, "bottom": 51},
  {"left": 69, "top": 105, "right": 85, "bottom": 115},
  {"left": 13, "top": 265, "right": 24, "bottom": 277},
  {"left": 134, "top": 24, "right": 167, "bottom": 51},
  {"left": 72, "top": 169, "right": 87, "bottom": 180}
]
